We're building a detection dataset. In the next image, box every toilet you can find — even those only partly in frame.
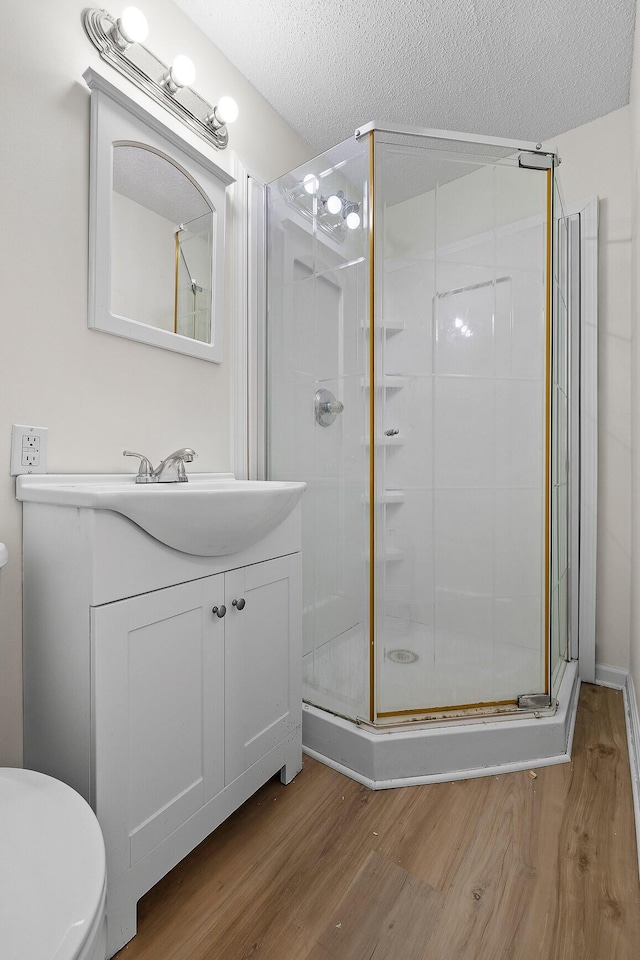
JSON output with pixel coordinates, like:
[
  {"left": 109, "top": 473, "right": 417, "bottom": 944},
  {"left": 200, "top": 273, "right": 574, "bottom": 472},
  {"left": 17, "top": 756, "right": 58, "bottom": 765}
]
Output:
[
  {"left": 0, "top": 767, "right": 107, "bottom": 960},
  {"left": 0, "top": 542, "right": 106, "bottom": 958}
]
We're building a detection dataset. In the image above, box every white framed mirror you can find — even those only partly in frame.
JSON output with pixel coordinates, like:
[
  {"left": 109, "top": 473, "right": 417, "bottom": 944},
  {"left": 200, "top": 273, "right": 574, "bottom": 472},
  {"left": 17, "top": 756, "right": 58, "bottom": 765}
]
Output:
[{"left": 84, "top": 68, "right": 234, "bottom": 362}]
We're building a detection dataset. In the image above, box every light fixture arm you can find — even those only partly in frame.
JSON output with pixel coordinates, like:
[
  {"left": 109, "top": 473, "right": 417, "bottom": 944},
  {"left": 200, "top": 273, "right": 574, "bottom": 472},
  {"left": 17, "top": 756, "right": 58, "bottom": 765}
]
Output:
[{"left": 82, "top": 7, "right": 235, "bottom": 150}]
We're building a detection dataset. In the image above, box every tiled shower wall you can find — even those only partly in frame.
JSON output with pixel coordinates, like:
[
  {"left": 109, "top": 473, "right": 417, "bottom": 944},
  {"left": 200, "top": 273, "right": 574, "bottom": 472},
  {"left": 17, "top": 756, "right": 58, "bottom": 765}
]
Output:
[{"left": 378, "top": 211, "right": 548, "bottom": 711}]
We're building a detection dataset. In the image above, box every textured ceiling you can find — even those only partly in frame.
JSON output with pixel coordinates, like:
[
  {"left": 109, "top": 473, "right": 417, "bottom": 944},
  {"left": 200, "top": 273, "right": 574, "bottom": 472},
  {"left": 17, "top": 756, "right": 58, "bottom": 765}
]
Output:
[
  {"left": 113, "top": 145, "right": 210, "bottom": 224},
  {"left": 174, "top": 0, "right": 636, "bottom": 154}
]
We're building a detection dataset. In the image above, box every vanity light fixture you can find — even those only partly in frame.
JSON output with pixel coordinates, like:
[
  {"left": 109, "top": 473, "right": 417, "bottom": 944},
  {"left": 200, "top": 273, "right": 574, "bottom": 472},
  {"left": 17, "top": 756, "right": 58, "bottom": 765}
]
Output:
[
  {"left": 110, "top": 6, "right": 148, "bottom": 48},
  {"left": 206, "top": 95, "right": 239, "bottom": 130},
  {"left": 82, "top": 6, "right": 238, "bottom": 150},
  {"left": 162, "top": 54, "right": 197, "bottom": 93},
  {"left": 321, "top": 190, "right": 361, "bottom": 229}
]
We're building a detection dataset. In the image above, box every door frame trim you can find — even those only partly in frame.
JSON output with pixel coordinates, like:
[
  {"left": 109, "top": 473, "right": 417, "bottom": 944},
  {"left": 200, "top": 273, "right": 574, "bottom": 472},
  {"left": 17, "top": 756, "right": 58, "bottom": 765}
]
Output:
[{"left": 564, "top": 196, "right": 598, "bottom": 683}]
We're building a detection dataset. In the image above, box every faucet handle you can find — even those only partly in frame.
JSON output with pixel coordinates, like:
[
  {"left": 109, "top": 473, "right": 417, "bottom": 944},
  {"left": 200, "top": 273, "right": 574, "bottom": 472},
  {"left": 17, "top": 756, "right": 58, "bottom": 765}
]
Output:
[{"left": 123, "top": 450, "right": 155, "bottom": 483}]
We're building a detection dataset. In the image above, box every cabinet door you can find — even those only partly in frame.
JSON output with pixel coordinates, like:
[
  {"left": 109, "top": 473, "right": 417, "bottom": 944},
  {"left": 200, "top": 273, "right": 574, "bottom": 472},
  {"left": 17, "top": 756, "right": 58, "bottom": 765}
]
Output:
[
  {"left": 92, "top": 574, "right": 225, "bottom": 881},
  {"left": 224, "top": 554, "right": 302, "bottom": 784}
]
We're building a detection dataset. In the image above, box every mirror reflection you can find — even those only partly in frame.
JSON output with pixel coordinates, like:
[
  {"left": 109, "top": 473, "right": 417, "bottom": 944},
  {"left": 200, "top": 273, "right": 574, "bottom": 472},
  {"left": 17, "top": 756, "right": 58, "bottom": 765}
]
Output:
[{"left": 111, "top": 143, "right": 214, "bottom": 343}]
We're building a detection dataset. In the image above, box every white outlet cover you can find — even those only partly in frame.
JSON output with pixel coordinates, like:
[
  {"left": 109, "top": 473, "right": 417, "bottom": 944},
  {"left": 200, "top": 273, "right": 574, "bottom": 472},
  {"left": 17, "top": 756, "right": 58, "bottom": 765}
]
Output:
[{"left": 10, "top": 424, "right": 48, "bottom": 476}]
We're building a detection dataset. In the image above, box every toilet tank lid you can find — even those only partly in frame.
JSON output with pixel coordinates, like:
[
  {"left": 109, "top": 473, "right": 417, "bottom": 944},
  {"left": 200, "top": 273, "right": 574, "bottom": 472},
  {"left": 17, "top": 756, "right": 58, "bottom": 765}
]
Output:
[{"left": 0, "top": 768, "right": 106, "bottom": 960}]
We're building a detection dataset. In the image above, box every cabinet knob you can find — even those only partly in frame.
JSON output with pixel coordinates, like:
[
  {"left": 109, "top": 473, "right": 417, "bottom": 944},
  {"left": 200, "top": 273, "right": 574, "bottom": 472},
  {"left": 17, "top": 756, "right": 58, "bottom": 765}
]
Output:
[
  {"left": 232, "top": 598, "right": 246, "bottom": 611},
  {"left": 212, "top": 605, "right": 226, "bottom": 618}
]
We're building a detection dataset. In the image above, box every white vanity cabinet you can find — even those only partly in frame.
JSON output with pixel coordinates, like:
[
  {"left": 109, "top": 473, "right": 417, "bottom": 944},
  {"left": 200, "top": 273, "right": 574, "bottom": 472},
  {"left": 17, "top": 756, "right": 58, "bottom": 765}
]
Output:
[
  {"left": 93, "top": 556, "right": 300, "bottom": 885},
  {"left": 20, "top": 494, "right": 303, "bottom": 958}
]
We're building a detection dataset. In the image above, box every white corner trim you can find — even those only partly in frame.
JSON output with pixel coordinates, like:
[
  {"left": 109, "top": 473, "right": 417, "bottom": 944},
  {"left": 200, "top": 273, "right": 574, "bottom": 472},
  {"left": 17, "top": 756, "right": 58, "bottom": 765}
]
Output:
[
  {"left": 622, "top": 672, "right": 640, "bottom": 879},
  {"left": 230, "top": 154, "right": 250, "bottom": 480},
  {"left": 594, "top": 662, "right": 629, "bottom": 689},
  {"left": 230, "top": 154, "right": 266, "bottom": 481}
]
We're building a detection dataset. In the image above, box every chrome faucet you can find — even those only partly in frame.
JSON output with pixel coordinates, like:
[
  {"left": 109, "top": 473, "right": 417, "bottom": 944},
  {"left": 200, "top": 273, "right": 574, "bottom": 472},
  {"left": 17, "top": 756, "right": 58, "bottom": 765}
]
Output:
[
  {"left": 123, "top": 451, "right": 155, "bottom": 483},
  {"left": 152, "top": 448, "right": 197, "bottom": 483},
  {"left": 123, "top": 448, "right": 197, "bottom": 483}
]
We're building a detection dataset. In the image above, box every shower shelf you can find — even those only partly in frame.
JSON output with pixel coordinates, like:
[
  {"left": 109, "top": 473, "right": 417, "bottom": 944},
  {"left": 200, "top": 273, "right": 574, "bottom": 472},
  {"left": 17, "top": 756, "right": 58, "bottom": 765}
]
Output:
[
  {"left": 361, "top": 320, "right": 405, "bottom": 336},
  {"left": 364, "top": 546, "right": 405, "bottom": 563},
  {"left": 360, "top": 435, "right": 403, "bottom": 446},
  {"left": 382, "top": 490, "right": 405, "bottom": 504},
  {"left": 360, "top": 375, "right": 409, "bottom": 390},
  {"left": 362, "top": 489, "right": 406, "bottom": 505},
  {"left": 382, "top": 547, "right": 404, "bottom": 562}
]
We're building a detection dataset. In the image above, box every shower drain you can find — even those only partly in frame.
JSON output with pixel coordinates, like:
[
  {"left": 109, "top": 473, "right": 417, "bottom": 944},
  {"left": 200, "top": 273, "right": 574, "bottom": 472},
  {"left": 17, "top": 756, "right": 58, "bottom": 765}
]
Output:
[{"left": 387, "top": 648, "right": 419, "bottom": 664}]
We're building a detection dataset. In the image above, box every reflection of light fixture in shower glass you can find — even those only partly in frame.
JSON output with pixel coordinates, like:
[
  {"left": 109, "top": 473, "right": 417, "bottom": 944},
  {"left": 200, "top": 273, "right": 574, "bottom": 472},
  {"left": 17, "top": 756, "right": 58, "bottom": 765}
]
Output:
[
  {"left": 343, "top": 202, "right": 360, "bottom": 230},
  {"left": 303, "top": 173, "right": 319, "bottom": 194},
  {"left": 321, "top": 190, "right": 361, "bottom": 229},
  {"left": 453, "top": 317, "right": 472, "bottom": 338}
]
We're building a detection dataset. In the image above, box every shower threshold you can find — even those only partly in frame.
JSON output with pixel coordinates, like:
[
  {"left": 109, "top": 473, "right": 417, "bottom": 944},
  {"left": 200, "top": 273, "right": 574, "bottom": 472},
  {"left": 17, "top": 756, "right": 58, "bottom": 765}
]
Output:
[
  {"left": 354, "top": 699, "right": 558, "bottom": 731},
  {"left": 302, "top": 661, "right": 580, "bottom": 789}
]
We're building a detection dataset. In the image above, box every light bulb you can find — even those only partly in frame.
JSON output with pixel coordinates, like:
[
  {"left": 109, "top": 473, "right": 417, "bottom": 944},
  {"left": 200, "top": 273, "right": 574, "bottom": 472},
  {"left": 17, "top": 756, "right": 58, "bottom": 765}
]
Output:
[
  {"left": 119, "top": 6, "right": 149, "bottom": 44},
  {"left": 303, "top": 173, "right": 319, "bottom": 194},
  {"left": 170, "top": 55, "right": 196, "bottom": 88},
  {"left": 326, "top": 194, "right": 342, "bottom": 215},
  {"left": 215, "top": 96, "right": 238, "bottom": 125},
  {"left": 346, "top": 211, "right": 360, "bottom": 230}
]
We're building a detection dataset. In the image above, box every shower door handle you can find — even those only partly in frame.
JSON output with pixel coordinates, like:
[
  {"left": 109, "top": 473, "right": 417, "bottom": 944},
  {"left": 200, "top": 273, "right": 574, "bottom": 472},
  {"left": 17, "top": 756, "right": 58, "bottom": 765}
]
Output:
[{"left": 315, "top": 389, "right": 344, "bottom": 427}]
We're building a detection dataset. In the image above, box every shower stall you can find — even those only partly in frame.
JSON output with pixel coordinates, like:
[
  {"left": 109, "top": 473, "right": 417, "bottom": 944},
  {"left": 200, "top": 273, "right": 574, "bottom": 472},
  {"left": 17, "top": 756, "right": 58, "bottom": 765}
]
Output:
[
  {"left": 265, "top": 124, "right": 581, "bottom": 786},
  {"left": 174, "top": 213, "right": 213, "bottom": 341}
]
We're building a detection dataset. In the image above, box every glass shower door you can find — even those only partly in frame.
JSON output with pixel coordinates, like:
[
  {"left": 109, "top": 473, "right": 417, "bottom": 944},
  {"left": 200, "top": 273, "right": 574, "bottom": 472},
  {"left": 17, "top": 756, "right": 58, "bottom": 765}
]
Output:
[{"left": 374, "top": 133, "right": 554, "bottom": 718}]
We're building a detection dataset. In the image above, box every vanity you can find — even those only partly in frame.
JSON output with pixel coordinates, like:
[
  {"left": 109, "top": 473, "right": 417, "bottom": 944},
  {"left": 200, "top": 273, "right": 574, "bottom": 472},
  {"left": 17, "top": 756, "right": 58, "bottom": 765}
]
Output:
[{"left": 18, "top": 473, "right": 305, "bottom": 957}]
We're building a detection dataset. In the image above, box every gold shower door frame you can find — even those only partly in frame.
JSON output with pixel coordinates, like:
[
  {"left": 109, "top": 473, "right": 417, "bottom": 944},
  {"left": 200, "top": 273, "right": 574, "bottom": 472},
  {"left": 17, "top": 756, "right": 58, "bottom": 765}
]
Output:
[{"left": 366, "top": 133, "right": 555, "bottom": 724}]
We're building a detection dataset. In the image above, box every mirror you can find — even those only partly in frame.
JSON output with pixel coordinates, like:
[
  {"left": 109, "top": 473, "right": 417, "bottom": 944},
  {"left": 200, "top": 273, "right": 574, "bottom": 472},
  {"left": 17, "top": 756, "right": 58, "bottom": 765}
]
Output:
[
  {"left": 112, "top": 145, "right": 214, "bottom": 343},
  {"left": 85, "top": 68, "right": 234, "bottom": 362}
]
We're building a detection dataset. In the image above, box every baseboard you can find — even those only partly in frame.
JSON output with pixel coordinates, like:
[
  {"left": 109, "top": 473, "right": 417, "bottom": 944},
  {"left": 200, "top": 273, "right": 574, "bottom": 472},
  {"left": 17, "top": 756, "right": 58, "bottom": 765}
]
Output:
[
  {"left": 594, "top": 662, "right": 629, "bottom": 689},
  {"left": 622, "top": 671, "right": 640, "bottom": 878},
  {"left": 595, "top": 661, "right": 640, "bottom": 875}
]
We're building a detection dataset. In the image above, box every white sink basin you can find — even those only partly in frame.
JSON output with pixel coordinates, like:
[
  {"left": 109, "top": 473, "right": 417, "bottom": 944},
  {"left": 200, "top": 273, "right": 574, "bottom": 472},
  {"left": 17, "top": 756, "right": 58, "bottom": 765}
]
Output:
[{"left": 16, "top": 473, "right": 306, "bottom": 556}]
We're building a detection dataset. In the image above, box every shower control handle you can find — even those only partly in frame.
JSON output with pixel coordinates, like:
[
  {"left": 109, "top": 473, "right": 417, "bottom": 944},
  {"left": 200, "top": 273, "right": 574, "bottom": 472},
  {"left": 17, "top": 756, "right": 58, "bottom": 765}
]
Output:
[
  {"left": 315, "top": 389, "right": 344, "bottom": 427},
  {"left": 212, "top": 605, "right": 226, "bottom": 618},
  {"left": 232, "top": 598, "right": 246, "bottom": 611}
]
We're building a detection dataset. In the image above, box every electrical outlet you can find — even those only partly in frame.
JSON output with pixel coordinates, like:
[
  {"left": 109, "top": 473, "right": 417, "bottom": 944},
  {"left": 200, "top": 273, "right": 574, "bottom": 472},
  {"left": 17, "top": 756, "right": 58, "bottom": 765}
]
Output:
[{"left": 10, "top": 424, "right": 48, "bottom": 476}]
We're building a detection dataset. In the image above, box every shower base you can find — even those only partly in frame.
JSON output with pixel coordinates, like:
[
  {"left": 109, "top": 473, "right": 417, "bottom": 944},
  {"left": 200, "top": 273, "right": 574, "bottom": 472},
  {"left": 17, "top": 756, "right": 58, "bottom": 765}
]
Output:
[{"left": 302, "top": 660, "right": 580, "bottom": 789}]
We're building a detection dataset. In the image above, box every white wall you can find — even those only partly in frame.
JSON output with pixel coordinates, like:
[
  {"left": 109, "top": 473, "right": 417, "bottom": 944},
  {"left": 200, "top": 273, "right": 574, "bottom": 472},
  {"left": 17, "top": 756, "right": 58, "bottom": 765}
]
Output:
[
  {"left": 552, "top": 106, "right": 633, "bottom": 672},
  {"left": 0, "top": 0, "right": 312, "bottom": 765},
  {"left": 112, "top": 192, "right": 175, "bottom": 329}
]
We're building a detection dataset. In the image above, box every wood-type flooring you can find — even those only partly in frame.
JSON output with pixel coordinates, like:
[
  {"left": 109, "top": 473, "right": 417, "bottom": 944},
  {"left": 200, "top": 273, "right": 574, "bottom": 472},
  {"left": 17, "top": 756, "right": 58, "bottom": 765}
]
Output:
[{"left": 115, "top": 683, "right": 640, "bottom": 959}]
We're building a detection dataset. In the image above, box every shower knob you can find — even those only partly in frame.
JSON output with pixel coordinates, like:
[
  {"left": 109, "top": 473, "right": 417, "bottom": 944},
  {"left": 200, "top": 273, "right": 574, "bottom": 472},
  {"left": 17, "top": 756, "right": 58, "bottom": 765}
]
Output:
[
  {"left": 232, "top": 598, "right": 246, "bottom": 610},
  {"left": 315, "top": 389, "right": 344, "bottom": 427},
  {"left": 212, "top": 605, "right": 226, "bottom": 618}
]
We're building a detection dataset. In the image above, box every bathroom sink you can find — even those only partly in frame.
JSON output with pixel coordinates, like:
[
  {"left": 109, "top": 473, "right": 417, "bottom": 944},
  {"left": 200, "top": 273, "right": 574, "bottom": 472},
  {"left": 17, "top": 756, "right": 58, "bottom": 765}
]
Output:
[{"left": 16, "top": 473, "right": 306, "bottom": 556}]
